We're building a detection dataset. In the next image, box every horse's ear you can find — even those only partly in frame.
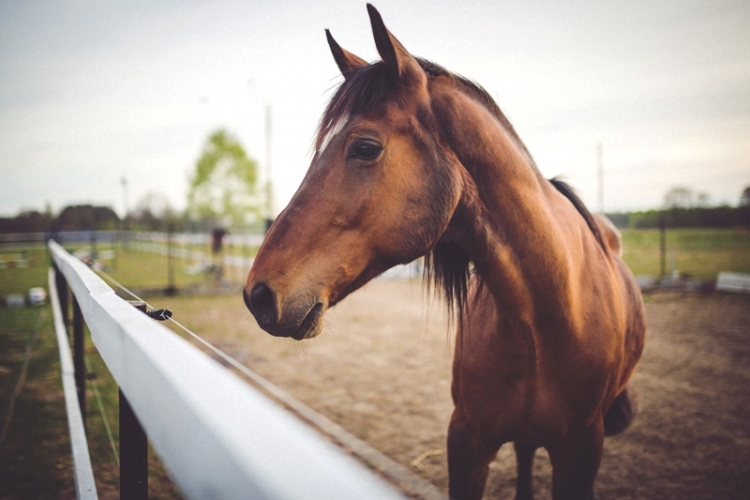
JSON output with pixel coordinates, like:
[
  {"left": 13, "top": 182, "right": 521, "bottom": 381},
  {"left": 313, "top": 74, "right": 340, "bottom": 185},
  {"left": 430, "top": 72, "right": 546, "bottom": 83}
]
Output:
[
  {"left": 367, "top": 4, "right": 424, "bottom": 86},
  {"left": 326, "top": 29, "right": 367, "bottom": 80}
]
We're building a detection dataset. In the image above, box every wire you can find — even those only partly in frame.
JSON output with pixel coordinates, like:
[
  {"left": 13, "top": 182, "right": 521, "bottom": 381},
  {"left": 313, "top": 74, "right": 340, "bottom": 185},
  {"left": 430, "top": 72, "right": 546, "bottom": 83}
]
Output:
[
  {"left": 95, "top": 271, "right": 144, "bottom": 303},
  {"left": 167, "top": 317, "right": 291, "bottom": 401},
  {"left": 84, "top": 356, "right": 120, "bottom": 468}
]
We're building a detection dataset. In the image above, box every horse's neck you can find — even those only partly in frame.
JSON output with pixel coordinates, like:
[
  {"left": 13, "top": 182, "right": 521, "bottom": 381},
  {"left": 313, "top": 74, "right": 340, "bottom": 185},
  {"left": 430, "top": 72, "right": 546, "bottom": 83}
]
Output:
[{"left": 439, "top": 91, "right": 576, "bottom": 327}]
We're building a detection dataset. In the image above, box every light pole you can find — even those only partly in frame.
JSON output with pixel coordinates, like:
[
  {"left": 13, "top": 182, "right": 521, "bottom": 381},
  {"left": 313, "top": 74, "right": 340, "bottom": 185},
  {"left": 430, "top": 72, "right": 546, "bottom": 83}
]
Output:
[
  {"left": 121, "top": 177, "right": 129, "bottom": 249},
  {"left": 265, "top": 104, "right": 274, "bottom": 233},
  {"left": 248, "top": 78, "right": 275, "bottom": 234}
]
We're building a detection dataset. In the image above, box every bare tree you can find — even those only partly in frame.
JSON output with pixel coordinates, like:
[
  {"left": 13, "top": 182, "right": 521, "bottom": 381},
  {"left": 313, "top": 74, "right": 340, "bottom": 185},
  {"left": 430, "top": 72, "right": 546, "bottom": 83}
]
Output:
[
  {"left": 663, "top": 186, "right": 695, "bottom": 209},
  {"left": 740, "top": 185, "right": 750, "bottom": 207}
]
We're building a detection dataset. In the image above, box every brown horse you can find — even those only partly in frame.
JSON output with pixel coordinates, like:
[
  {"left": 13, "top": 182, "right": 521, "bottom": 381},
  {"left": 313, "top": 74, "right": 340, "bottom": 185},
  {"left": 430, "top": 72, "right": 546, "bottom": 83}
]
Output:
[{"left": 244, "top": 5, "right": 645, "bottom": 499}]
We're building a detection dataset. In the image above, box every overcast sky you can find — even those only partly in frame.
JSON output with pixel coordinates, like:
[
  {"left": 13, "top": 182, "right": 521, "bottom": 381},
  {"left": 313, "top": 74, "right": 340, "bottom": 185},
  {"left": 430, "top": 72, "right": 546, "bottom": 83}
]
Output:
[{"left": 1, "top": 0, "right": 749, "bottom": 218}]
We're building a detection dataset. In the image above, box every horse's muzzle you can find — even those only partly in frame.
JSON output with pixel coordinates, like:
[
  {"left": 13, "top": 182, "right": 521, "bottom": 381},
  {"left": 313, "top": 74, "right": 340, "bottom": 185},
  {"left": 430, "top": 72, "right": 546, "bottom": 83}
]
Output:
[{"left": 244, "top": 284, "right": 325, "bottom": 340}]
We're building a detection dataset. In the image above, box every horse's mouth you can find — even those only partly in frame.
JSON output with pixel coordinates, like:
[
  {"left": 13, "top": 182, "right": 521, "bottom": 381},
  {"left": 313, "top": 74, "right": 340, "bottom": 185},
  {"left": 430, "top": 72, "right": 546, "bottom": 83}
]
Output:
[{"left": 292, "top": 302, "right": 325, "bottom": 340}]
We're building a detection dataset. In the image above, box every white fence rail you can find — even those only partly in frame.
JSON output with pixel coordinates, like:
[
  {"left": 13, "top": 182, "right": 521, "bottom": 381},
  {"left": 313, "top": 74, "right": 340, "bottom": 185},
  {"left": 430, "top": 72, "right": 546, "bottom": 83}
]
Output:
[
  {"left": 127, "top": 235, "right": 421, "bottom": 280},
  {"left": 716, "top": 272, "right": 750, "bottom": 293},
  {"left": 129, "top": 231, "right": 265, "bottom": 248},
  {"left": 49, "top": 240, "right": 404, "bottom": 499}
]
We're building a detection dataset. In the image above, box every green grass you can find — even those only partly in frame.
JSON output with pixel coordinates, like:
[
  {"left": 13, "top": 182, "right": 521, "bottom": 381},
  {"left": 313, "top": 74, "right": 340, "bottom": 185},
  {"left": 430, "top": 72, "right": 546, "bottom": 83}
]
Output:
[
  {"left": 620, "top": 228, "right": 750, "bottom": 278},
  {"left": 0, "top": 306, "right": 73, "bottom": 499},
  {"left": 106, "top": 247, "right": 205, "bottom": 290},
  {"left": 0, "top": 246, "right": 50, "bottom": 297},
  {"left": 87, "top": 244, "right": 255, "bottom": 291}
]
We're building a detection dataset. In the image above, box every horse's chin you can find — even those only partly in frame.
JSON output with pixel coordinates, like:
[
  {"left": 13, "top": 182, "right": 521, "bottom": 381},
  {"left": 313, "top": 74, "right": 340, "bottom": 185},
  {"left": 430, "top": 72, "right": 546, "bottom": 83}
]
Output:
[{"left": 291, "top": 302, "right": 326, "bottom": 340}]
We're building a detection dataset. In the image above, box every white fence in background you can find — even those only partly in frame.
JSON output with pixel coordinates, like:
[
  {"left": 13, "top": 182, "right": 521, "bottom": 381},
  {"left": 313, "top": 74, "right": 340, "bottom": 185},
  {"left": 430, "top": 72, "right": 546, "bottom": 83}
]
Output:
[
  {"left": 0, "top": 231, "right": 266, "bottom": 247},
  {"left": 48, "top": 240, "right": 404, "bottom": 500},
  {"left": 127, "top": 231, "right": 422, "bottom": 281},
  {"left": 128, "top": 231, "right": 265, "bottom": 248},
  {"left": 716, "top": 272, "right": 750, "bottom": 293},
  {"left": 0, "top": 229, "right": 421, "bottom": 280}
]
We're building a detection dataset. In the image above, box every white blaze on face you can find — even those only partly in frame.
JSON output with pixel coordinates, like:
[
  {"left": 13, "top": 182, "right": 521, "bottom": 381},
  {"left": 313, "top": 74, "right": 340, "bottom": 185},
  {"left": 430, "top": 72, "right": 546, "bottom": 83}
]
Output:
[{"left": 318, "top": 114, "right": 349, "bottom": 155}]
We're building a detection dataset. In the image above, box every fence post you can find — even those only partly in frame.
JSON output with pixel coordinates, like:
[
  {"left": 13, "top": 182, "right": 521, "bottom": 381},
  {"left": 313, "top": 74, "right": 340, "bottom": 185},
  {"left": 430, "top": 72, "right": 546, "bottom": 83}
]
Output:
[
  {"left": 659, "top": 212, "right": 666, "bottom": 279},
  {"left": 72, "top": 296, "right": 86, "bottom": 423},
  {"left": 119, "top": 301, "right": 154, "bottom": 500},
  {"left": 120, "top": 389, "right": 148, "bottom": 500},
  {"left": 165, "top": 223, "right": 176, "bottom": 296},
  {"left": 53, "top": 262, "right": 70, "bottom": 331}
]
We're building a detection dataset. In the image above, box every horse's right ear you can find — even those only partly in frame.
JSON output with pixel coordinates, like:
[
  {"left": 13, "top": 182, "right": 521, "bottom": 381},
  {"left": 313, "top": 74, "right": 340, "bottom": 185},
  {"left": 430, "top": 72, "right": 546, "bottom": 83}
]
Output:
[
  {"left": 326, "top": 29, "right": 367, "bottom": 80},
  {"left": 367, "top": 4, "right": 424, "bottom": 88}
]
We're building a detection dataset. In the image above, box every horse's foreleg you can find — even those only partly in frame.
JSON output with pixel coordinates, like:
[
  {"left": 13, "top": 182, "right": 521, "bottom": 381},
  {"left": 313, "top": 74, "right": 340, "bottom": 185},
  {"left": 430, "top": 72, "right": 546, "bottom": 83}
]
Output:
[
  {"left": 514, "top": 441, "right": 537, "bottom": 500},
  {"left": 546, "top": 422, "right": 604, "bottom": 500},
  {"left": 447, "top": 411, "right": 500, "bottom": 500}
]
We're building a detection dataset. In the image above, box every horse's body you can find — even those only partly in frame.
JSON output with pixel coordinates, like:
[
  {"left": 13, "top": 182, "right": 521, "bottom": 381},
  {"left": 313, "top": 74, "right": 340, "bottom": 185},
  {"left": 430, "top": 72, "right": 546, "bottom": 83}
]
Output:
[{"left": 244, "top": 5, "right": 645, "bottom": 499}]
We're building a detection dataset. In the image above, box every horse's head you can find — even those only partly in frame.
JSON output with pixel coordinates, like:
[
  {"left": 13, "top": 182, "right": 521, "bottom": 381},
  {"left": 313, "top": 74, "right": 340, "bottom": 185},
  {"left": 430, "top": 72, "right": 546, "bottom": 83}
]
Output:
[{"left": 244, "top": 5, "right": 466, "bottom": 340}]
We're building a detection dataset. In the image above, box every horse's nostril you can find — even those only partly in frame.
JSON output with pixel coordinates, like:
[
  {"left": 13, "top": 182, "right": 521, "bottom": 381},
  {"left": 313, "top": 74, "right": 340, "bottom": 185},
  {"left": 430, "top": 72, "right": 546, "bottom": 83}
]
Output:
[
  {"left": 242, "top": 287, "right": 253, "bottom": 311},
  {"left": 247, "top": 283, "right": 277, "bottom": 329}
]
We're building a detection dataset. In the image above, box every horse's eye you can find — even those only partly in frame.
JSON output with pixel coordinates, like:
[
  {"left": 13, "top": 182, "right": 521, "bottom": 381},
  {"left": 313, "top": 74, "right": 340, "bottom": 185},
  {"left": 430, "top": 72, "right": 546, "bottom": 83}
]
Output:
[{"left": 349, "top": 139, "right": 382, "bottom": 161}]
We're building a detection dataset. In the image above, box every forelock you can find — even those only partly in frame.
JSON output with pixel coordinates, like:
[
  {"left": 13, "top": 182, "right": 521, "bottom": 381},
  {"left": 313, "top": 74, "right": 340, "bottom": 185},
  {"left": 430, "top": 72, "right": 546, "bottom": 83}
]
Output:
[{"left": 316, "top": 62, "right": 397, "bottom": 150}]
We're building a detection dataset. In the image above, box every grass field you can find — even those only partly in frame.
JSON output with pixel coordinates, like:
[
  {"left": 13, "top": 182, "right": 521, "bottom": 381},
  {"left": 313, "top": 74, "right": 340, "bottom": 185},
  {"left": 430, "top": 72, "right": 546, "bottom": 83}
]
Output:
[
  {"left": 620, "top": 228, "right": 750, "bottom": 278},
  {"left": 1, "top": 227, "right": 749, "bottom": 498}
]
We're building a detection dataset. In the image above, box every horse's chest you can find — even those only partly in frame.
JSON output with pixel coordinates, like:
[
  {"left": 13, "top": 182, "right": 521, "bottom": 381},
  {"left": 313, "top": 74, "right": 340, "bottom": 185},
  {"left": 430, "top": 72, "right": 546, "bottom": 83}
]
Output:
[
  {"left": 453, "top": 318, "right": 535, "bottom": 435},
  {"left": 452, "top": 311, "right": 606, "bottom": 441}
]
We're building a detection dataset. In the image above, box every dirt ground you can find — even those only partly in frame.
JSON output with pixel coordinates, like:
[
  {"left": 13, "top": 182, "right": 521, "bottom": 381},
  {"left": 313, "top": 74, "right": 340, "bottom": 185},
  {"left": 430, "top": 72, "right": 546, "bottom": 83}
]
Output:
[{"left": 168, "top": 280, "right": 750, "bottom": 499}]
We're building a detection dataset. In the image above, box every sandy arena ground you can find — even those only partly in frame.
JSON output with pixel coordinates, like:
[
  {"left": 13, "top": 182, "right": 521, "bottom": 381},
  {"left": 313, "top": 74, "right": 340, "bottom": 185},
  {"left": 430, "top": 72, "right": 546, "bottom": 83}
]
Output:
[{"left": 169, "top": 280, "right": 750, "bottom": 499}]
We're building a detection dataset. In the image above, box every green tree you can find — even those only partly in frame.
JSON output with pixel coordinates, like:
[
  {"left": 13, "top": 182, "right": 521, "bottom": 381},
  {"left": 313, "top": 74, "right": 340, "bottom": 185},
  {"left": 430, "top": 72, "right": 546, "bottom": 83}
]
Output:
[{"left": 187, "top": 129, "right": 260, "bottom": 228}]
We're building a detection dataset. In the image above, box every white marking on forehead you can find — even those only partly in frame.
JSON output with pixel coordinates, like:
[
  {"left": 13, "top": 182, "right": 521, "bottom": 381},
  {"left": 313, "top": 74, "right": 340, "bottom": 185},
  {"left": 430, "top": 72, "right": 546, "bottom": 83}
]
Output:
[{"left": 318, "top": 114, "right": 349, "bottom": 154}]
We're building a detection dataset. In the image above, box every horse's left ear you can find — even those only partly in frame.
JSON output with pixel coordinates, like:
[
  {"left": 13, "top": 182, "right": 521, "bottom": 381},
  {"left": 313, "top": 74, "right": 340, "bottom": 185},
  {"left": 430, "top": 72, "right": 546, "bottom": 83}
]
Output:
[
  {"left": 367, "top": 4, "right": 425, "bottom": 87},
  {"left": 326, "top": 29, "right": 367, "bottom": 80}
]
